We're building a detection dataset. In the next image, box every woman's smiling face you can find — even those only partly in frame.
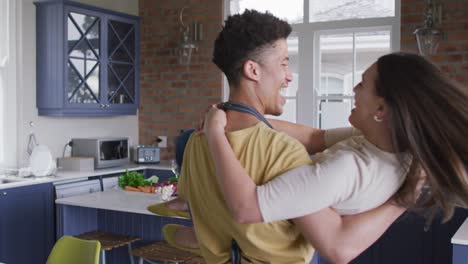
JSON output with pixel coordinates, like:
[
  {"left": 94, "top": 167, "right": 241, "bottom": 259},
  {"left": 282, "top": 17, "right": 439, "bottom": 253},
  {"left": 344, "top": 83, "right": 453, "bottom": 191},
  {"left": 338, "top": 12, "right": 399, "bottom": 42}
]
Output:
[{"left": 348, "top": 63, "right": 383, "bottom": 131}]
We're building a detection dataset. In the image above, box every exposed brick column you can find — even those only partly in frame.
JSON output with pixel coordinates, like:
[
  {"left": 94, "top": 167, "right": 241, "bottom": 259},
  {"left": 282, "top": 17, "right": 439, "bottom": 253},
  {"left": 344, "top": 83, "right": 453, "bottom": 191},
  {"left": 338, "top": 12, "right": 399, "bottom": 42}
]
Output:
[
  {"left": 401, "top": 0, "right": 468, "bottom": 86},
  {"left": 139, "top": 0, "right": 223, "bottom": 160}
]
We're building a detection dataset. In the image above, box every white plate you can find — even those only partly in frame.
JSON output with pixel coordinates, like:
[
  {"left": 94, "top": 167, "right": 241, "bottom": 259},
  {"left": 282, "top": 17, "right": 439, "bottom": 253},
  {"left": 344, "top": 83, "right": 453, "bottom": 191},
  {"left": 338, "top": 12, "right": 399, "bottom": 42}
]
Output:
[{"left": 29, "top": 145, "right": 53, "bottom": 177}]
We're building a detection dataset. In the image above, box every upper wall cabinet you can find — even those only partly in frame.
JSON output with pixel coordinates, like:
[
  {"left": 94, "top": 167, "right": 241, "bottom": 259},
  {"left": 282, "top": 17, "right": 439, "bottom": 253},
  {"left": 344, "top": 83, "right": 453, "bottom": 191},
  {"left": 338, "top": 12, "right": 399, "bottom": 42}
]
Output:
[{"left": 35, "top": 0, "right": 140, "bottom": 116}]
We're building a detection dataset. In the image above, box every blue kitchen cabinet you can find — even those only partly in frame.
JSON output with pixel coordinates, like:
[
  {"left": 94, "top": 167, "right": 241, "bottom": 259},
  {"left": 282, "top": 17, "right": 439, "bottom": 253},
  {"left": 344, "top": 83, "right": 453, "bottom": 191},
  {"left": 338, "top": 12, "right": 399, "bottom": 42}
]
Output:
[
  {"left": 453, "top": 244, "right": 468, "bottom": 264},
  {"left": 0, "top": 183, "right": 55, "bottom": 264},
  {"left": 145, "top": 169, "right": 176, "bottom": 182},
  {"left": 35, "top": 0, "right": 140, "bottom": 116}
]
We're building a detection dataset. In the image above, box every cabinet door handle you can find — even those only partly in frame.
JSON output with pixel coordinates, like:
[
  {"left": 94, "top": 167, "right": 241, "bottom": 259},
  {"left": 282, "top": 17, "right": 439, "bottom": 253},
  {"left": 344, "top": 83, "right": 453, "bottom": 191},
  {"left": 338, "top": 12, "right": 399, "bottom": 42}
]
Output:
[
  {"left": 100, "top": 104, "right": 105, "bottom": 108},
  {"left": 106, "top": 104, "right": 110, "bottom": 108},
  {"left": 2, "top": 192, "right": 7, "bottom": 196}
]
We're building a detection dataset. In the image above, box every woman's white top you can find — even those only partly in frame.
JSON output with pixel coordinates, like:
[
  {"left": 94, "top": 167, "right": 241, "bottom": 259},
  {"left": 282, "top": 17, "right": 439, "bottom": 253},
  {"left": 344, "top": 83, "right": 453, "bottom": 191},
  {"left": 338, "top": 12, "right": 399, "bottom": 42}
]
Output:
[{"left": 257, "top": 128, "right": 410, "bottom": 222}]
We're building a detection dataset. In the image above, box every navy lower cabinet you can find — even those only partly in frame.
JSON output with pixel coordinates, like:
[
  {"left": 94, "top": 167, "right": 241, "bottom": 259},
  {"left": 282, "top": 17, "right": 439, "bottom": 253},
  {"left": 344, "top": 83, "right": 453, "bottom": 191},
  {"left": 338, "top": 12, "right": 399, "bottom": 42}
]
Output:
[
  {"left": 145, "top": 169, "right": 176, "bottom": 181},
  {"left": 314, "top": 208, "right": 468, "bottom": 264},
  {"left": 35, "top": 0, "right": 140, "bottom": 116},
  {"left": 453, "top": 244, "right": 468, "bottom": 264},
  {"left": 0, "top": 183, "right": 55, "bottom": 264}
]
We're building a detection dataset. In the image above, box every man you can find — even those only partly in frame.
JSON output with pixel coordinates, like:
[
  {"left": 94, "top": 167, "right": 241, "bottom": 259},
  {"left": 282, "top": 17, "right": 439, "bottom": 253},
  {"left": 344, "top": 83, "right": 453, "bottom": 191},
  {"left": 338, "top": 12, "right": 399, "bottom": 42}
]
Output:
[{"left": 178, "top": 10, "right": 315, "bottom": 263}]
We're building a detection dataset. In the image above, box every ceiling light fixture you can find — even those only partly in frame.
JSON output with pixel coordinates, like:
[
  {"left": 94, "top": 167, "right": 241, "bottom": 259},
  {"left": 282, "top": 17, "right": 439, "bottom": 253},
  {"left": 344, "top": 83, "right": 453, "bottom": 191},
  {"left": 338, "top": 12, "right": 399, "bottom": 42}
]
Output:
[
  {"left": 413, "top": 0, "right": 443, "bottom": 56},
  {"left": 177, "top": 6, "right": 198, "bottom": 66}
]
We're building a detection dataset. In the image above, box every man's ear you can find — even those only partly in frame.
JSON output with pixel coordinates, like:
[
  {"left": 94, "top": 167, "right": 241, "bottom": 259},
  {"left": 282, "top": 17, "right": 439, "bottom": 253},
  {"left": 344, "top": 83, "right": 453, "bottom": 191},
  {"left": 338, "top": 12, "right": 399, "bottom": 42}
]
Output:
[{"left": 242, "top": 59, "right": 260, "bottom": 81}]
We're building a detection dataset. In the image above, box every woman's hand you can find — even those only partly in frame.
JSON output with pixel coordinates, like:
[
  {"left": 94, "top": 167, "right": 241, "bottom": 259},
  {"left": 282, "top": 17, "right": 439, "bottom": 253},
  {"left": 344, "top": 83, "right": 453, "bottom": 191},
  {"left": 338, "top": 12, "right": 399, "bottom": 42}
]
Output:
[
  {"left": 203, "top": 105, "right": 227, "bottom": 137},
  {"left": 196, "top": 104, "right": 223, "bottom": 134}
]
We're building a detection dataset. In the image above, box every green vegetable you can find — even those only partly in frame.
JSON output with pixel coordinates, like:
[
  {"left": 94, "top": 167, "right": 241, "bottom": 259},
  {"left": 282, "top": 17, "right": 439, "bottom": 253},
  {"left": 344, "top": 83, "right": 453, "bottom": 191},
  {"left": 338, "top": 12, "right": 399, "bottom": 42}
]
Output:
[
  {"left": 146, "top": 175, "right": 159, "bottom": 184},
  {"left": 169, "top": 177, "right": 178, "bottom": 183},
  {"left": 117, "top": 170, "right": 150, "bottom": 188}
]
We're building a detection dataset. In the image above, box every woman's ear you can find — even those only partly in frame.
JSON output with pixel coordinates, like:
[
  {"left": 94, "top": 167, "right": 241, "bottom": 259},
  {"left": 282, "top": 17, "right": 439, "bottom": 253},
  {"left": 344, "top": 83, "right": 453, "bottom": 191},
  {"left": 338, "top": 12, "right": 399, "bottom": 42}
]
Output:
[
  {"left": 242, "top": 60, "right": 260, "bottom": 81},
  {"left": 375, "top": 98, "right": 389, "bottom": 121}
]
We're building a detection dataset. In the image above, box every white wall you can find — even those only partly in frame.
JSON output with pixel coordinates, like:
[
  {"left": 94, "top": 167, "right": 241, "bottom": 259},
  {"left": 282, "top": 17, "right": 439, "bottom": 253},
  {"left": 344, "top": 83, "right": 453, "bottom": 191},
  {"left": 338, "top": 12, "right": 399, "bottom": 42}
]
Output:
[{"left": 16, "top": 0, "right": 139, "bottom": 167}]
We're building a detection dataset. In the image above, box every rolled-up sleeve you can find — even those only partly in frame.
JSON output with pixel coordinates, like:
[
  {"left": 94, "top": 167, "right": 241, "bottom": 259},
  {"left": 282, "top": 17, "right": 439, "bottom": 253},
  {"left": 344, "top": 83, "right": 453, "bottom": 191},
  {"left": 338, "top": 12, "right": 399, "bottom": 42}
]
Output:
[{"left": 324, "top": 127, "right": 360, "bottom": 147}]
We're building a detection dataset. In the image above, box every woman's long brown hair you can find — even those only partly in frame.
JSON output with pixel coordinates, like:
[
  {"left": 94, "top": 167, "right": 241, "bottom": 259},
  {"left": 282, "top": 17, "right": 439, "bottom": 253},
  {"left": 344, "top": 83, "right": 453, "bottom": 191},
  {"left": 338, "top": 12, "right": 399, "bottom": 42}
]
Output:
[{"left": 375, "top": 52, "right": 468, "bottom": 222}]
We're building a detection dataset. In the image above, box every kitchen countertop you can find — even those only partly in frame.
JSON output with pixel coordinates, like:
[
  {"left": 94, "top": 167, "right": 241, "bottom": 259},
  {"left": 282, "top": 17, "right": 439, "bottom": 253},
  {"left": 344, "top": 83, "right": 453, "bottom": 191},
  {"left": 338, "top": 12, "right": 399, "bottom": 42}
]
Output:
[
  {"left": 452, "top": 217, "right": 468, "bottom": 246},
  {"left": 55, "top": 189, "right": 169, "bottom": 216},
  {"left": 0, "top": 161, "right": 172, "bottom": 190}
]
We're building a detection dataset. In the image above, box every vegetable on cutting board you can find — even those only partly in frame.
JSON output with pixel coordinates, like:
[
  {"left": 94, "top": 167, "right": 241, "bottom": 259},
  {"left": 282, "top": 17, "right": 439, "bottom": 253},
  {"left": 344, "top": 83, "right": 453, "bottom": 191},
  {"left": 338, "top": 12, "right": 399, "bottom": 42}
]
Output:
[
  {"left": 137, "top": 186, "right": 152, "bottom": 193},
  {"left": 124, "top": 186, "right": 140, "bottom": 192},
  {"left": 117, "top": 170, "right": 150, "bottom": 189},
  {"left": 118, "top": 170, "right": 178, "bottom": 196},
  {"left": 146, "top": 175, "right": 159, "bottom": 184}
]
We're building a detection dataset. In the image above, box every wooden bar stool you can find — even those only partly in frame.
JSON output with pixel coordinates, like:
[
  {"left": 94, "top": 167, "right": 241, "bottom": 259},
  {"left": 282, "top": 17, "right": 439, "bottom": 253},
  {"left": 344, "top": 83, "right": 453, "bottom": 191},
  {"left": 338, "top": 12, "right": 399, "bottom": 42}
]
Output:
[
  {"left": 76, "top": 231, "right": 140, "bottom": 264},
  {"left": 130, "top": 241, "right": 204, "bottom": 264}
]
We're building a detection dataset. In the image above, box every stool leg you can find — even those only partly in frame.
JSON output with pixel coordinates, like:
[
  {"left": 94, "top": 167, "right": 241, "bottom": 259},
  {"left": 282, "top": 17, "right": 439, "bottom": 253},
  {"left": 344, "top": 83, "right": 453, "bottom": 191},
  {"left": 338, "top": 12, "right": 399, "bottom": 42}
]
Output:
[
  {"left": 138, "top": 257, "right": 144, "bottom": 264},
  {"left": 128, "top": 243, "right": 135, "bottom": 264},
  {"left": 101, "top": 249, "right": 106, "bottom": 264}
]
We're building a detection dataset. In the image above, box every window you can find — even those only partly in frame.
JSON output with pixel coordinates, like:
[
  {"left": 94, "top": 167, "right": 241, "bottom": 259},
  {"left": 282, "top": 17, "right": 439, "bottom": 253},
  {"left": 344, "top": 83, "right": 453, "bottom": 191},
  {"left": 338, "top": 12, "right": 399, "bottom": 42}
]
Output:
[
  {"left": 227, "top": 0, "right": 400, "bottom": 128},
  {"left": 0, "top": 0, "right": 17, "bottom": 167},
  {"left": 229, "top": 0, "right": 304, "bottom": 23},
  {"left": 316, "top": 30, "right": 391, "bottom": 128}
]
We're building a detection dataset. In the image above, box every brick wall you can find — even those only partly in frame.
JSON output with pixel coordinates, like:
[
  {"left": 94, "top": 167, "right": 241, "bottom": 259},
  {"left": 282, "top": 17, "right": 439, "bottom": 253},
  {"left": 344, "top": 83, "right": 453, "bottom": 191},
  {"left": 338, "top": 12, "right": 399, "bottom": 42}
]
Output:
[
  {"left": 139, "top": 0, "right": 223, "bottom": 160},
  {"left": 401, "top": 0, "right": 468, "bottom": 85}
]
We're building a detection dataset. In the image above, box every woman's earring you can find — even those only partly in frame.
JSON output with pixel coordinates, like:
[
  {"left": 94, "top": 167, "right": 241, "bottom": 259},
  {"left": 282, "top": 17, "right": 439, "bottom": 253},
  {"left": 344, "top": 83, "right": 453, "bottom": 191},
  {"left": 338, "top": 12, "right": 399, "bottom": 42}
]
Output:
[{"left": 374, "top": 115, "right": 383, "bottom": 122}]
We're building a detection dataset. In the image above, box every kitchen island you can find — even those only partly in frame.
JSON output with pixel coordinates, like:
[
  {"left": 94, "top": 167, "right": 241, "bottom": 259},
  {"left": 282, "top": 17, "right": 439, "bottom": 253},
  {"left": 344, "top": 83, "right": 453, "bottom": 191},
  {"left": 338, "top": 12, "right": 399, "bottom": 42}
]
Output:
[
  {"left": 452, "top": 217, "right": 468, "bottom": 264},
  {"left": 55, "top": 188, "right": 174, "bottom": 216},
  {"left": 56, "top": 189, "right": 191, "bottom": 264}
]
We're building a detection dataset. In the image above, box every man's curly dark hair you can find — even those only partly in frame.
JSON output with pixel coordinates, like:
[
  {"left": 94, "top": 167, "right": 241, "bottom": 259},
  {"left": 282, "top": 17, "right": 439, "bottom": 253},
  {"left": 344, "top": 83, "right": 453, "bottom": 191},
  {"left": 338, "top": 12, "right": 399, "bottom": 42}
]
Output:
[{"left": 212, "top": 10, "right": 292, "bottom": 87}]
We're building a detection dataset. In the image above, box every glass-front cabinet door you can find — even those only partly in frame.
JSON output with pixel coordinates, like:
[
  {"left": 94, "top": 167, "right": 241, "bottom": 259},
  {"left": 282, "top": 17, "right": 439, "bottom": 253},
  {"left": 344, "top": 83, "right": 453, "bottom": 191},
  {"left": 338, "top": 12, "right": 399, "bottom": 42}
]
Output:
[
  {"left": 107, "top": 18, "right": 137, "bottom": 107},
  {"left": 35, "top": 1, "right": 140, "bottom": 116},
  {"left": 66, "top": 10, "right": 102, "bottom": 107}
]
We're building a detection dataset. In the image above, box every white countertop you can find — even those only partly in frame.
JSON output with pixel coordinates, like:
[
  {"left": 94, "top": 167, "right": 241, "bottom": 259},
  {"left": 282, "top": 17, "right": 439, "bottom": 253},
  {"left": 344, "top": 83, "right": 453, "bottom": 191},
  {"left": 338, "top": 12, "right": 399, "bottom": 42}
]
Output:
[
  {"left": 0, "top": 161, "right": 171, "bottom": 190},
  {"left": 55, "top": 189, "right": 169, "bottom": 216},
  {"left": 452, "top": 217, "right": 468, "bottom": 245}
]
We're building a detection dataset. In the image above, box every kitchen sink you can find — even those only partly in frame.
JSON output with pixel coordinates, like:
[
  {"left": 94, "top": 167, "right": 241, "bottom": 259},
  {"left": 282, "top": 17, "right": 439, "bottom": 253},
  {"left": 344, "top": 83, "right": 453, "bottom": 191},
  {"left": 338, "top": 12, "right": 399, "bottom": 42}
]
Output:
[
  {"left": 0, "top": 168, "right": 35, "bottom": 185},
  {"left": 0, "top": 177, "right": 29, "bottom": 184}
]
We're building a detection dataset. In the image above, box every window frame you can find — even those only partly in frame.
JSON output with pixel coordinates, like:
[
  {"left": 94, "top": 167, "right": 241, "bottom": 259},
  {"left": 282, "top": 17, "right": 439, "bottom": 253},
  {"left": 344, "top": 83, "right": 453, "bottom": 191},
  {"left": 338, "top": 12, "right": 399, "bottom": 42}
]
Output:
[
  {"left": 0, "top": 0, "right": 18, "bottom": 168},
  {"left": 223, "top": 0, "right": 401, "bottom": 128},
  {"left": 310, "top": 25, "right": 395, "bottom": 128}
]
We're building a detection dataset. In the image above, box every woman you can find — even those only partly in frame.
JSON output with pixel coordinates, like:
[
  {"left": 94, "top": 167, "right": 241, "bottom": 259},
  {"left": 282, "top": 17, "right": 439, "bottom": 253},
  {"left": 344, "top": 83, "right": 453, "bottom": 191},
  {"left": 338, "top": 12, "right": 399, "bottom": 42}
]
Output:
[{"left": 202, "top": 52, "right": 468, "bottom": 260}]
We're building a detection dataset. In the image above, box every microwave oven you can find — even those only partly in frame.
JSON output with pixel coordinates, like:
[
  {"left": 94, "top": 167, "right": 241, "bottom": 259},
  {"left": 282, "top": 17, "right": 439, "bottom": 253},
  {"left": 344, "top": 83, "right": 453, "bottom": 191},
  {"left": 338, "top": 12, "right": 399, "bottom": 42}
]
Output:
[{"left": 71, "top": 137, "right": 130, "bottom": 169}]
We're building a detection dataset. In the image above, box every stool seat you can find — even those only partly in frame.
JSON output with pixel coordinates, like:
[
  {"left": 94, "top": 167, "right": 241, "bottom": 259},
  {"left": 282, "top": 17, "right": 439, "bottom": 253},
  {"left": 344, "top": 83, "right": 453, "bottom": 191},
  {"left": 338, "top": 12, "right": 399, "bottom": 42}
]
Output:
[
  {"left": 76, "top": 231, "right": 140, "bottom": 251},
  {"left": 131, "top": 241, "right": 204, "bottom": 263}
]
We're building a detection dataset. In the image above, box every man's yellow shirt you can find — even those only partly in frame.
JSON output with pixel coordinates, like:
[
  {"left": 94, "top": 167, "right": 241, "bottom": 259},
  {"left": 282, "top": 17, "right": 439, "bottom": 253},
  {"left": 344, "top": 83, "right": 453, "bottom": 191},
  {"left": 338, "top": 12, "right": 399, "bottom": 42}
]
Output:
[{"left": 179, "top": 122, "right": 314, "bottom": 263}]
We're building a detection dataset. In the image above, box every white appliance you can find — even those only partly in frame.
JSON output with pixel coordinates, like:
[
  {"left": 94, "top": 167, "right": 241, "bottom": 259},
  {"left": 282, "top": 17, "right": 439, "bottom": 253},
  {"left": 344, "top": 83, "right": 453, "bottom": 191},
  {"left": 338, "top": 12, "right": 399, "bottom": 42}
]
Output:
[
  {"left": 54, "top": 179, "right": 101, "bottom": 199},
  {"left": 102, "top": 177, "right": 119, "bottom": 191}
]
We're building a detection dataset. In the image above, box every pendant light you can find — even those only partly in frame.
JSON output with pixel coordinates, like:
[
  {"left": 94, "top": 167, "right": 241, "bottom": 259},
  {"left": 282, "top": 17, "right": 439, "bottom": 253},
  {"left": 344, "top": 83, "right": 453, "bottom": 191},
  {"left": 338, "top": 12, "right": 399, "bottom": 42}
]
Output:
[{"left": 413, "top": 0, "right": 443, "bottom": 56}]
